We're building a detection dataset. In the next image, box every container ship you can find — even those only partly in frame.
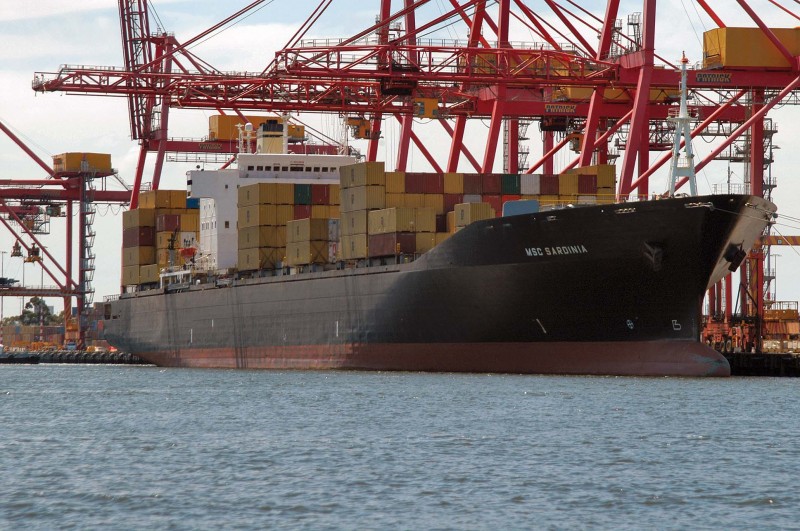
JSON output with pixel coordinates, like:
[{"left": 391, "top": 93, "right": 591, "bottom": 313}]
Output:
[{"left": 103, "top": 118, "right": 775, "bottom": 377}]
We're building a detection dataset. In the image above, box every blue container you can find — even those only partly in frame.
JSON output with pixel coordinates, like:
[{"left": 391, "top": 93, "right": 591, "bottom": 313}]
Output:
[
  {"left": 502, "top": 199, "right": 539, "bottom": 216},
  {"left": 186, "top": 197, "right": 201, "bottom": 209}
]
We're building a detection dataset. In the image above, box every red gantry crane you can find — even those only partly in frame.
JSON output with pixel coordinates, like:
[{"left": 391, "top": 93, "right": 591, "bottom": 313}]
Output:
[{"left": 29, "top": 0, "right": 800, "bottom": 352}]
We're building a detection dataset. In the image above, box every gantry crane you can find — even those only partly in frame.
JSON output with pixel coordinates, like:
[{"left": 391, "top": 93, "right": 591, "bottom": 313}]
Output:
[{"left": 28, "top": 0, "right": 800, "bottom": 351}]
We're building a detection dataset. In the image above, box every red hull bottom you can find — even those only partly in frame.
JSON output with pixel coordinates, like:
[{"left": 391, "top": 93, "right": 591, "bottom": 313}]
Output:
[{"left": 140, "top": 340, "right": 730, "bottom": 377}]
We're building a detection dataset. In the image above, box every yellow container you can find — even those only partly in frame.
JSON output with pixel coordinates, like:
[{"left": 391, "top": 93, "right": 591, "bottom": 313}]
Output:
[
  {"left": 341, "top": 210, "right": 368, "bottom": 236},
  {"left": 455, "top": 202, "right": 494, "bottom": 227},
  {"left": 238, "top": 226, "right": 278, "bottom": 249},
  {"left": 539, "top": 195, "right": 560, "bottom": 205},
  {"left": 122, "top": 209, "right": 155, "bottom": 229},
  {"left": 558, "top": 173, "right": 580, "bottom": 196},
  {"left": 276, "top": 205, "right": 294, "bottom": 225},
  {"left": 238, "top": 204, "right": 278, "bottom": 228},
  {"left": 311, "top": 205, "right": 330, "bottom": 219},
  {"left": 341, "top": 234, "right": 369, "bottom": 260},
  {"left": 403, "top": 193, "right": 426, "bottom": 208},
  {"left": 180, "top": 213, "right": 199, "bottom": 232},
  {"left": 385, "top": 193, "right": 405, "bottom": 208},
  {"left": 385, "top": 172, "right": 406, "bottom": 193},
  {"left": 435, "top": 232, "right": 451, "bottom": 245},
  {"left": 139, "top": 190, "right": 172, "bottom": 209},
  {"left": 170, "top": 190, "right": 187, "bottom": 209},
  {"left": 239, "top": 183, "right": 277, "bottom": 207},
  {"left": 122, "top": 246, "right": 155, "bottom": 266},
  {"left": 209, "top": 115, "right": 272, "bottom": 141},
  {"left": 341, "top": 186, "right": 386, "bottom": 213},
  {"left": 139, "top": 264, "right": 160, "bottom": 284},
  {"left": 444, "top": 173, "right": 464, "bottom": 194},
  {"left": 156, "top": 231, "right": 175, "bottom": 250},
  {"left": 703, "top": 27, "right": 800, "bottom": 69},
  {"left": 368, "top": 208, "right": 417, "bottom": 235},
  {"left": 329, "top": 185, "right": 340, "bottom": 205},
  {"left": 121, "top": 265, "right": 140, "bottom": 285},
  {"left": 285, "top": 240, "right": 329, "bottom": 266},
  {"left": 52, "top": 152, "right": 112, "bottom": 173},
  {"left": 237, "top": 247, "right": 279, "bottom": 271},
  {"left": 423, "top": 194, "right": 444, "bottom": 215},
  {"left": 276, "top": 183, "right": 295, "bottom": 205},
  {"left": 328, "top": 205, "right": 340, "bottom": 219},
  {"left": 415, "top": 232, "right": 436, "bottom": 254},
  {"left": 340, "top": 162, "right": 386, "bottom": 188},
  {"left": 447, "top": 211, "right": 456, "bottom": 233},
  {"left": 596, "top": 189, "right": 616, "bottom": 204},
  {"left": 415, "top": 207, "right": 436, "bottom": 233},
  {"left": 287, "top": 218, "right": 330, "bottom": 243}
]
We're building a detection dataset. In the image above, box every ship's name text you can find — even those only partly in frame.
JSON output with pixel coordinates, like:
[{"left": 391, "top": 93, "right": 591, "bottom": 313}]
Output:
[{"left": 525, "top": 244, "right": 588, "bottom": 257}]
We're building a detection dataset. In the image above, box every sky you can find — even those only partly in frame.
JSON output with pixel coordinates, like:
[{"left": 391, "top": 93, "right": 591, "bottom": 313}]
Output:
[{"left": 1, "top": 0, "right": 800, "bottom": 316}]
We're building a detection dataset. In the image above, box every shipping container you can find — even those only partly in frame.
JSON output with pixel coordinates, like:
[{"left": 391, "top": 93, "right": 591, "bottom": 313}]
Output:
[
  {"left": 156, "top": 231, "right": 177, "bottom": 250},
  {"left": 482, "top": 174, "right": 502, "bottom": 194},
  {"left": 340, "top": 161, "right": 386, "bottom": 187},
  {"left": 286, "top": 240, "right": 329, "bottom": 266},
  {"left": 463, "top": 194, "right": 483, "bottom": 204},
  {"left": 139, "top": 264, "right": 160, "bottom": 284},
  {"left": 293, "top": 205, "right": 312, "bottom": 220},
  {"left": 276, "top": 183, "right": 295, "bottom": 205},
  {"left": 139, "top": 190, "right": 172, "bottom": 209},
  {"left": 463, "top": 173, "right": 483, "bottom": 194},
  {"left": 341, "top": 186, "right": 386, "bottom": 212},
  {"left": 455, "top": 202, "right": 495, "bottom": 227},
  {"left": 209, "top": 115, "right": 272, "bottom": 141},
  {"left": 238, "top": 226, "right": 278, "bottom": 249},
  {"left": 329, "top": 185, "right": 340, "bottom": 205},
  {"left": 501, "top": 174, "right": 521, "bottom": 195},
  {"left": 276, "top": 205, "right": 294, "bottom": 225},
  {"left": 423, "top": 174, "right": 444, "bottom": 194},
  {"left": 294, "top": 184, "right": 312, "bottom": 205},
  {"left": 520, "top": 174, "right": 540, "bottom": 195},
  {"left": 414, "top": 207, "right": 436, "bottom": 233},
  {"left": 52, "top": 152, "right": 112, "bottom": 173},
  {"left": 156, "top": 214, "right": 181, "bottom": 233},
  {"left": 578, "top": 174, "right": 598, "bottom": 194},
  {"left": 186, "top": 197, "right": 201, "bottom": 209},
  {"left": 415, "top": 232, "right": 436, "bottom": 254},
  {"left": 341, "top": 234, "right": 369, "bottom": 260},
  {"left": 435, "top": 214, "right": 447, "bottom": 233},
  {"left": 180, "top": 213, "right": 199, "bottom": 232},
  {"left": 502, "top": 199, "right": 539, "bottom": 216},
  {"left": 328, "top": 241, "right": 339, "bottom": 263},
  {"left": 403, "top": 172, "right": 425, "bottom": 194},
  {"left": 122, "top": 226, "right": 155, "bottom": 248},
  {"left": 122, "top": 209, "right": 155, "bottom": 229},
  {"left": 287, "top": 218, "right": 331, "bottom": 243},
  {"left": 340, "top": 210, "right": 368, "bottom": 236},
  {"left": 311, "top": 205, "right": 330, "bottom": 219},
  {"left": 577, "top": 195, "right": 598, "bottom": 205},
  {"left": 368, "top": 232, "right": 416, "bottom": 257},
  {"left": 403, "top": 193, "right": 426, "bottom": 208},
  {"left": 327, "top": 218, "right": 340, "bottom": 242},
  {"left": 238, "top": 182, "right": 277, "bottom": 207},
  {"left": 328, "top": 205, "right": 340, "bottom": 219},
  {"left": 122, "top": 246, "right": 156, "bottom": 267},
  {"left": 558, "top": 173, "right": 580, "bottom": 196},
  {"left": 423, "top": 194, "right": 445, "bottom": 214},
  {"left": 447, "top": 210, "right": 456, "bottom": 233},
  {"left": 238, "top": 247, "right": 279, "bottom": 271},
  {"left": 121, "top": 265, "right": 140, "bottom": 286},
  {"left": 436, "top": 232, "right": 451, "bottom": 245},
  {"left": 385, "top": 193, "right": 405, "bottom": 208},
  {"left": 170, "top": 190, "right": 187, "bottom": 209},
  {"left": 540, "top": 174, "right": 560, "bottom": 195},
  {"left": 368, "top": 208, "right": 417, "bottom": 235},
  {"left": 703, "top": 27, "right": 800, "bottom": 69},
  {"left": 238, "top": 204, "right": 278, "bottom": 228},
  {"left": 444, "top": 173, "right": 464, "bottom": 194},
  {"left": 443, "top": 193, "right": 463, "bottom": 213},
  {"left": 311, "top": 184, "right": 329, "bottom": 205},
  {"left": 385, "top": 172, "right": 405, "bottom": 193},
  {"left": 179, "top": 231, "right": 198, "bottom": 249}
]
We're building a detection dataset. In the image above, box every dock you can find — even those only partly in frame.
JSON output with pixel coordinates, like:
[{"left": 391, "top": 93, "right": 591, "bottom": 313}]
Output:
[{"left": 725, "top": 352, "right": 800, "bottom": 377}]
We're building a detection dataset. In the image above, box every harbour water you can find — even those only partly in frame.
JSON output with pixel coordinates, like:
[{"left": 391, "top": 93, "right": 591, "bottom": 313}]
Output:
[{"left": 2, "top": 365, "right": 798, "bottom": 530}]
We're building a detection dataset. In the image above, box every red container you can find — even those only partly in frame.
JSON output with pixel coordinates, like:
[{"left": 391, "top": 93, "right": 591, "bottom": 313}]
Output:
[
  {"left": 482, "top": 174, "right": 502, "bottom": 194},
  {"left": 311, "top": 184, "right": 330, "bottom": 205},
  {"left": 423, "top": 173, "right": 444, "bottom": 194},
  {"left": 578, "top": 174, "right": 598, "bottom": 194},
  {"left": 502, "top": 194, "right": 522, "bottom": 204},
  {"left": 482, "top": 194, "right": 502, "bottom": 216},
  {"left": 435, "top": 214, "right": 447, "bottom": 233},
  {"left": 540, "top": 174, "right": 560, "bottom": 195},
  {"left": 463, "top": 174, "right": 483, "bottom": 194},
  {"left": 404, "top": 172, "right": 425, "bottom": 194},
  {"left": 156, "top": 214, "right": 180, "bottom": 233},
  {"left": 368, "top": 232, "right": 416, "bottom": 257},
  {"left": 293, "top": 204, "right": 312, "bottom": 220},
  {"left": 122, "top": 226, "right": 155, "bottom": 247},
  {"left": 443, "top": 193, "right": 463, "bottom": 213}
]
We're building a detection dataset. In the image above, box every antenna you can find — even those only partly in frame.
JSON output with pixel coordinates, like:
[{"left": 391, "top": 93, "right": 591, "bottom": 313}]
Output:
[{"left": 667, "top": 53, "right": 698, "bottom": 196}]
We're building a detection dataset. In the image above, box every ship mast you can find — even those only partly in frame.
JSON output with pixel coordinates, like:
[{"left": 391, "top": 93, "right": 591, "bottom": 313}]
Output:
[{"left": 667, "top": 53, "right": 698, "bottom": 197}]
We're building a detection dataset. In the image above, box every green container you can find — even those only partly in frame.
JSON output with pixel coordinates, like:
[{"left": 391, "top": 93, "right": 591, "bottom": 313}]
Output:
[
  {"left": 293, "top": 184, "right": 312, "bottom": 205},
  {"left": 501, "top": 174, "right": 521, "bottom": 195}
]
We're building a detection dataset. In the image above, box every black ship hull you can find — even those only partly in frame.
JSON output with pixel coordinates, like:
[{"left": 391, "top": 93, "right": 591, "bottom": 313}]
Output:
[{"left": 104, "top": 194, "right": 775, "bottom": 376}]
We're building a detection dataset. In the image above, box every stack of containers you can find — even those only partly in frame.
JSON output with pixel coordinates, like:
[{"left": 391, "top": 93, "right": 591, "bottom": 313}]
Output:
[
  {"left": 454, "top": 202, "right": 495, "bottom": 231},
  {"left": 237, "top": 182, "right": 341, "bottom": 271},
  {"left": 285, "top": 218, "right": 339, "bottom": 266},
  {"left": 237, "top": 183, "right": 284, "bottom": 271},
  {"left": 366, "top": 207, "right": 437, "bottom": 257},
  {"left": 121, "top": 190, "right": 198, "bottom": 287},
  {"left": 339, "top": 162, "right": 386, "bottom": 260}
]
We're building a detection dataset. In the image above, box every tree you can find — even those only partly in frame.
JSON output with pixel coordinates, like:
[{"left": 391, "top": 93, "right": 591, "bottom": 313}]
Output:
[{"left": 20, "top": 297, "right": 61, "bottom": 326}]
